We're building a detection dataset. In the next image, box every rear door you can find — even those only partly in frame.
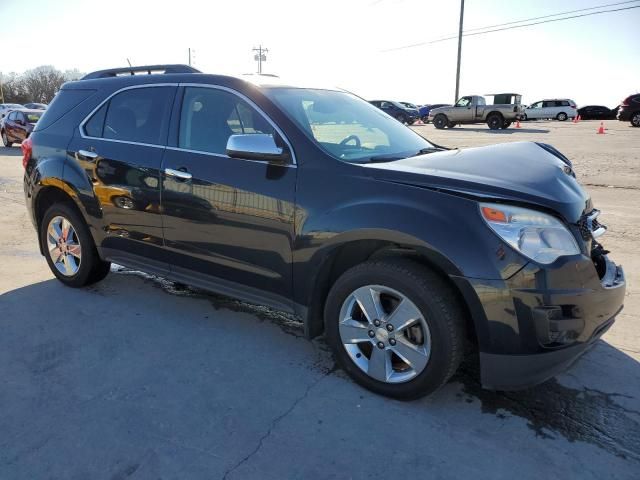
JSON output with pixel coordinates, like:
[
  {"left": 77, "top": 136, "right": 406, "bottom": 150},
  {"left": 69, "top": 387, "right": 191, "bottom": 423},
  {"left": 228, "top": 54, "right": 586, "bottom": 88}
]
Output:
[
  {"left": 67, "top": 84, "right": 177, "bottom": 269},
  {"left": 160, "top": 85, "right": 297, "bottom": 309}
]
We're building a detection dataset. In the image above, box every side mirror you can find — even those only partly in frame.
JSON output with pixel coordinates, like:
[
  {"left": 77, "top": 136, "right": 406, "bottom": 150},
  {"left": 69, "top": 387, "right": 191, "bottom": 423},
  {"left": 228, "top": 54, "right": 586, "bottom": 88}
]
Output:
[{"left": 226, "top": 134, "right": 289, "bottom": 164}]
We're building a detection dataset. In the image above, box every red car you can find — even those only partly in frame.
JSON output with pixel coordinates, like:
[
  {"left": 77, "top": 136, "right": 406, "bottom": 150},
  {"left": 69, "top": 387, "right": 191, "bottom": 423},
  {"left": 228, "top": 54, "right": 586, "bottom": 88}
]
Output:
[{"left": 1, "top": 109, "right": 43, "bottom": 147}]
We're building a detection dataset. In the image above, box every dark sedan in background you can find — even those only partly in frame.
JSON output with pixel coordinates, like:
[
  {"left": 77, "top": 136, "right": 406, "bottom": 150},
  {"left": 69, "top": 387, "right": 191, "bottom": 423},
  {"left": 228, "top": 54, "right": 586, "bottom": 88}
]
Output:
[
  {"left": 23, "top": 103, "right": 48, "bottom": 110},
  {"left": 1, "top": 109, "right": 43, "bottom": 147},
  {"left": 577, "top": 105, "right": 615, "bottom": 120},
  {"left": 617, "top": 94, "right": 640, "bottom": 127},
  {"left": 370, "top": 100, "right": 420, "bottom": 124}
]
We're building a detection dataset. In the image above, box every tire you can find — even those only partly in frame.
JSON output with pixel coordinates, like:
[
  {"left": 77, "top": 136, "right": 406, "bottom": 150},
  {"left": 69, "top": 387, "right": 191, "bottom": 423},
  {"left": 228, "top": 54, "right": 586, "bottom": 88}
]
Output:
[
  {"left": 521, "top": 113, "right": 528, "bottom": 121},
  {"left": 487, "top": 113, "right": 503, "bottom": 130},
  {"left": 40, "top": 202, "right": 111, "bottom": 287},
  {"left": 324, "top": 259, "right": 466, "bottom": 400},
  {"left": 502, "top": 121, "right": 512, "bottom": 129},
  {"left": 1, "top": 130, "right": 12, "bottom": 147},
  {"left": 631, "top": 112, "right": 640, "bottom": 127},
  {"left": 433, "top": 114, "right": 448, "bottom": 130},
  {"left": 556, "top": 112, "right": 568, "bottom": 121}
]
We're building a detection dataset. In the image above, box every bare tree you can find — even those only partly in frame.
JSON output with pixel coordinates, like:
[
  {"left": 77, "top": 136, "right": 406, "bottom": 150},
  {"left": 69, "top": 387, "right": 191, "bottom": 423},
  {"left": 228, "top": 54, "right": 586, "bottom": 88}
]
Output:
[
  {"left": 0, "top": 72, "right": 29, "bottom": 104},
  {"left": 21, "top": 66, "right": 66, "bottom": 103}
]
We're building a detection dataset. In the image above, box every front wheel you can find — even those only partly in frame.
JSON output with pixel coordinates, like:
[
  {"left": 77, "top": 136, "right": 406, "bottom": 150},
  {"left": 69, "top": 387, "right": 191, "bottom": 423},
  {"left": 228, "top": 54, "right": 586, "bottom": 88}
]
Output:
[
  {"left": 1, "top": 130, "right": 12, "bottom": 147},
  {"left": 324, "top": 259, "right": 466, "bottom": 400},
  {"left": 433, "top": 114, "right": 448, "bottom": 129},
  {"left": 631, "top": 112, "right": 640, "bottom": 127},
  {"left": 40, "top": 202, "right": 111, "bottom": 287}
]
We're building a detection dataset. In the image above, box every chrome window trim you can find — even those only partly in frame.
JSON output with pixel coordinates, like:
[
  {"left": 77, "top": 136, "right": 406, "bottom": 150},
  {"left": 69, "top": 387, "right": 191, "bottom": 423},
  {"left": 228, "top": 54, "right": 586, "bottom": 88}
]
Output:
[{"left": 77, "top": 81, "right": 297, "bottom": 166}]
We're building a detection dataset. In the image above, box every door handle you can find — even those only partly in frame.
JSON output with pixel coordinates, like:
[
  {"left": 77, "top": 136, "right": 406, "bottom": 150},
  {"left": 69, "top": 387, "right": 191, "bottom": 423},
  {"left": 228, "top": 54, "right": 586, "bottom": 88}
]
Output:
[
  {"left": 165, "top": 168, "right": 192, "bottom": 180},
  {"left": 77, "top": 149, "right": 98, "bottom": 160}
]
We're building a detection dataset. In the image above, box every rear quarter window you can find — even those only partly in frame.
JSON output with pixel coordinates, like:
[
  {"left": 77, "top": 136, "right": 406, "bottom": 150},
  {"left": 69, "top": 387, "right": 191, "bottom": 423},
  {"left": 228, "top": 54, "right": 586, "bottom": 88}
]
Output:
[{"left": 33, "top": 88, "right": 97, "bottom": 132}]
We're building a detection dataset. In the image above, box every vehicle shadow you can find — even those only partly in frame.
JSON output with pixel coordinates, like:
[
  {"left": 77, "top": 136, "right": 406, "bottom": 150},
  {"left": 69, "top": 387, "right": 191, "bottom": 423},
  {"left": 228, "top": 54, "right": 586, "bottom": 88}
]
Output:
[
  {"left": 1, "top": 273, "right": 639, "bottom": 474},
  {"left": 447, "top": 127, "right": 550, "bottom": 134},
  {"left": 0, "top": 146, "right": 23, "bottom": 157}
]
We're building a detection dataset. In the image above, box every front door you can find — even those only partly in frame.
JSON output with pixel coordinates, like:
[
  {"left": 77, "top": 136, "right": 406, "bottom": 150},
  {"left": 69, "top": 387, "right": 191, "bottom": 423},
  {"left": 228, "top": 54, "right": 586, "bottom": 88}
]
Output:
[
  {"left": 452, "top": 96, "right": 474, "bottom": 122},
  {"left": 161, "top": 85, "right": 297, "bottom": 310}
]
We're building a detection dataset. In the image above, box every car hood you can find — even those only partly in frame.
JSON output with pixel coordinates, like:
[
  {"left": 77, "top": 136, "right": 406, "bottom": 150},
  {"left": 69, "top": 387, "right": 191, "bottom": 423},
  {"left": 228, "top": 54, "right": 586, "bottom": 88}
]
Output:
[{"left": 361, "top": 141, "right": 590, "bottom": 222}]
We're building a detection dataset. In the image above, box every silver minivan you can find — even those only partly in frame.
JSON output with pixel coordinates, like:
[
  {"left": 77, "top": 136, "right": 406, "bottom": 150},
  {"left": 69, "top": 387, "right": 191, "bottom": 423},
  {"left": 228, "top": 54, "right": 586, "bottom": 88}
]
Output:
[{"left": 523, "top": 99, "right": 577, "bottom": 121}]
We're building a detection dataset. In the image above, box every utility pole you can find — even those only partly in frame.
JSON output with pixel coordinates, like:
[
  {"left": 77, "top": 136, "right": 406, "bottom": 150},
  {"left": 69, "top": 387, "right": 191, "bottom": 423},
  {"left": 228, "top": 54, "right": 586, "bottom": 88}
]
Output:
[
  {"left": 253, "top": 45, "right": 268, "bottom": 74},
  {"left": 454, "top": 0, "right": 465, "bottom": 103},
  {"left": 188, "top": 48, "right": 191, "bottom": 66},
  {"left": 0, "top": 73, "right": 4, "bottom": 104}
]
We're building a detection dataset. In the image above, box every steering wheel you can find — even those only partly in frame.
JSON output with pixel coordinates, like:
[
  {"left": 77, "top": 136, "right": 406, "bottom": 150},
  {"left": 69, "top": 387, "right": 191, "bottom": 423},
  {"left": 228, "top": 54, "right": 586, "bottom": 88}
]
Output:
[{"left": 339, "top": 135, "right": 361, "bottom": 148}]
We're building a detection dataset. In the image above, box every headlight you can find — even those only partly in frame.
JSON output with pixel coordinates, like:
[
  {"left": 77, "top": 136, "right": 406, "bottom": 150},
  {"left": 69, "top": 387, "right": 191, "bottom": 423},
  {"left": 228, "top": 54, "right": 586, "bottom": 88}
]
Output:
[{"left": 480, "top": 203, "right": 580, "bottom": 264}]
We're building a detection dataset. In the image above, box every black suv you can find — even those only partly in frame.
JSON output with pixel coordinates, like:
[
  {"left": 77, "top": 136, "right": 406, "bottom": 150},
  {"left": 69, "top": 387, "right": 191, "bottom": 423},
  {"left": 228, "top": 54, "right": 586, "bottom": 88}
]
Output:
[
  {"left": 369, "top": 100, "right": 419, "bottom": 125},
  {"left": 23, "top": 65, "right": 625, "bottom": 399},
  {"left": 617, "top": 93, "right": 640, "bottom": 127}
]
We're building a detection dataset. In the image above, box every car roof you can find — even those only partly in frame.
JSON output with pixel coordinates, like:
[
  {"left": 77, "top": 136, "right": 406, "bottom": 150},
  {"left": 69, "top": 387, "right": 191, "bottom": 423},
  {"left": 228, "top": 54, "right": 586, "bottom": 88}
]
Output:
[{"left": 67, "top": 64, "right": 342, "bottom": 93}]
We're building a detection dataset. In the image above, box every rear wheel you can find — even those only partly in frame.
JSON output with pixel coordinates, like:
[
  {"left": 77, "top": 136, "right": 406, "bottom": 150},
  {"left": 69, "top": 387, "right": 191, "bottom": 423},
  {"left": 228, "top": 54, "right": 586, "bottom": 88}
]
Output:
[
  {"left": 556, "top": 112, "right": 568, "bottom": 121},
  {"left": 40, "top": 202, "right": 111, "bottom": 287},
  {"left": 324, "top": 259, "right": 466, "bottom": 400},
  {"left": 433, "top": 114, "right": 448, "bottom": 129},
  {"left": 631, "top": 112, "right": 640, "bottom": 127},
  {"left": 1, "top": 130, "right": 12, "bottom": 147},
  {"left": 487, "top": 113, "right": 503, "bottom": 130}
]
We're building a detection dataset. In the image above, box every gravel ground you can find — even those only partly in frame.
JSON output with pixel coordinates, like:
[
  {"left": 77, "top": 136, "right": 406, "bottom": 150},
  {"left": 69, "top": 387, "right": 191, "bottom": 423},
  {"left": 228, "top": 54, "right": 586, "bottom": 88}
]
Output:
[{"left": 0, "top": 119, "right": 638, "bottom": 479}]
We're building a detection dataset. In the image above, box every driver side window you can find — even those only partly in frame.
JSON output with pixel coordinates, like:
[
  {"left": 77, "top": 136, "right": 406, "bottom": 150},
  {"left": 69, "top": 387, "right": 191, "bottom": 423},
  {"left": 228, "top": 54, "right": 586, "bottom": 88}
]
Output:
[{"left": 456, "top": 97, "right": 471, "bottom": 107}]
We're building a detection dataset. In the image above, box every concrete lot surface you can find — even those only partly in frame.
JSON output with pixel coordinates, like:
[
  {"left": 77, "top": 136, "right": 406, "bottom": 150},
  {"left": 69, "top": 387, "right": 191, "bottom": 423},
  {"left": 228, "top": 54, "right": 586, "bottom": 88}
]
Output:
[{"left": 0, "top": 119, "right": 638, "bottom": 479}]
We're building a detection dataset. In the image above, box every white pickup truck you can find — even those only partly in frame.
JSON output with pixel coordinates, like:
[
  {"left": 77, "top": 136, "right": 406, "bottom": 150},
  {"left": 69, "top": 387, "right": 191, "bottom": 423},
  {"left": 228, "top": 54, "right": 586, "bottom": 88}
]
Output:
[{"left": 429, "top": 94, "right": 523, "bottom": 130}]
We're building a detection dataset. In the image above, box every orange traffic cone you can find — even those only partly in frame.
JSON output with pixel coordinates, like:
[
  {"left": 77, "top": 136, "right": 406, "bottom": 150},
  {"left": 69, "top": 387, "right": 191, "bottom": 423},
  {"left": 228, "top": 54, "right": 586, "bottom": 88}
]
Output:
[
  {"left": 415, "top": 118, "right": 423, "bottom": 125},
  {"left": 597, "top": 122, "right": 605, "bottom": 134},
  {"left": 515, "top": 119, "right": 521, "bottom": 128},
  {"left": 577, "top": 115, "right": 581, "bottom": 122},
  {"left": 573, "top": 115, "right": 578, "bottom": 123}
]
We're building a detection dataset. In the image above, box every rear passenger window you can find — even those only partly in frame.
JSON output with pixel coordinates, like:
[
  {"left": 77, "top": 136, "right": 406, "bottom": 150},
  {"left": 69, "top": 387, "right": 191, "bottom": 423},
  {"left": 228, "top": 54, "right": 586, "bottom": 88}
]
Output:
[
  {"left": 84, "top": 86, "right": 174, "bottom": 145},
  {"left": 178, "top": 87, "right": 275, "bottom": 155}
]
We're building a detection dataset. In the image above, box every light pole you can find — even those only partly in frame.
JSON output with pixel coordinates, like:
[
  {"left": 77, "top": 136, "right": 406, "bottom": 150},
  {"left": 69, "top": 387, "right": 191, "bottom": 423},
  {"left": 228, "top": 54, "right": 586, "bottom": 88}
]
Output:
[
  {"left": 0, "top": 73, "right": 4, "bottom": 103},
  {"left": 253, "top": 46, "right": 268, "bottom": 74},
  {"left": 454, "top": 0, "right": 465, "bottom": 103}
]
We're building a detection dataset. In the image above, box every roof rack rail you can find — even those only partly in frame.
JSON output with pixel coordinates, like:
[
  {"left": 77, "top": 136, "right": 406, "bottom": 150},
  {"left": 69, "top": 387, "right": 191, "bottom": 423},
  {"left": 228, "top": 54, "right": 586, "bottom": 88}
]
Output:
[{"left": 81, "top": 64, "right": 201, "bottom": 80}]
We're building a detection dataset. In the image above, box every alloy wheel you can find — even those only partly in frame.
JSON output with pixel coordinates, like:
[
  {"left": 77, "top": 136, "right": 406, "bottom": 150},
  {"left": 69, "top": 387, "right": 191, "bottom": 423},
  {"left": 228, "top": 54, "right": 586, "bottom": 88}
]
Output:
[
  {"left": 46, "top": 216, "right": 82, "bottom": 276},
  {"left": 338, "top": 284, "right": 431, "bottom": 383},
  {"left": 632, "top": 113, "right": 640, "bottom": 127}
]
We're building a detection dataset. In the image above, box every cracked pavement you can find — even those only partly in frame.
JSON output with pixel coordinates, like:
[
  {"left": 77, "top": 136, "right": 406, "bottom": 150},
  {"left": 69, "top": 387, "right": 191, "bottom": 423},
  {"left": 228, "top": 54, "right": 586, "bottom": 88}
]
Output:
[{"left": 1, "top": 120, "right": 639, "bottom": 479}]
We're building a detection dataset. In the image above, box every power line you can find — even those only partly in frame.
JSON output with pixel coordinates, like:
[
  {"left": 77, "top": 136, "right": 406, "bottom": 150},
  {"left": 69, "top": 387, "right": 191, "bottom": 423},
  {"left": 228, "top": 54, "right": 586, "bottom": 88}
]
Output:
[
  {"left": 462, "top": 0, "right": 639, "bottom": 34},
  {"left": 383, "top": 3, "right": 640, "bottom": 52}
]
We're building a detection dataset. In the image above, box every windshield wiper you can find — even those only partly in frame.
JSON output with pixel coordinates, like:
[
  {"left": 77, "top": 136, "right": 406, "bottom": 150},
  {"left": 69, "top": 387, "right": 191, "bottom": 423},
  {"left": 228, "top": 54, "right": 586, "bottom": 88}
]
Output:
[{"left": 365, "top": 147, "right": 443, "bottom": 163}]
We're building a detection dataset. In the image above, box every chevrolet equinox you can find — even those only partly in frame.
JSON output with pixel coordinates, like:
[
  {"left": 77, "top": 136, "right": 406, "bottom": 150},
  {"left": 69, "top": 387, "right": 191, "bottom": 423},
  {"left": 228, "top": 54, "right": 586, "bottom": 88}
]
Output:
[{"left": 22, "top": 65, "right": 625, "bottom": 399}]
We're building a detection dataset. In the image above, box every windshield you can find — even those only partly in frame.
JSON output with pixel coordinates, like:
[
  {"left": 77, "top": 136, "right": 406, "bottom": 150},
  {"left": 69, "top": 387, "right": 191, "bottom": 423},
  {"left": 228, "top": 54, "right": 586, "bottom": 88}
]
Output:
[
  {"left": 26, "top": 112, "right": 43, "bottom": 123},
  {"left": 401, "top": 102, "right": 417, "bottom": 109},
  {"left": 264, "top": 88, "right": 434, "bottom": 163}
]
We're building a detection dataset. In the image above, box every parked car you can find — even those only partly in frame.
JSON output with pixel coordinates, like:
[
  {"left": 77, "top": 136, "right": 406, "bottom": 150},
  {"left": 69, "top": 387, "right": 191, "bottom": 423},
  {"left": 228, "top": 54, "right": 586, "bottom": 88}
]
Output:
[
  {"left": 617, "top": 94, "right": 640, "bottom": 127},
  {"left": 400, "top": 102, "right": 430, "bottom": 122},
  {"left": 23, "top": 103, "right": 48, "bottom": 110},
  {"left": 523, "top": 99, "right": 577, "bottom": 121},
  {"left": 0, "top": 103, "right": 24, "bottom": 119},
  {"left": 577, "top": 105, "right": 614, "bottom": 120},
  {"left": 370, "top": 100, "right": 419, "bottom": 124},
  {"left": 429, "top": 94, "right": 523, "bottom": 130},
  {"left": 23, "top": 64, "right": 625, "bottom": 399},
  {"left": 1, "top": 109, "right": 43, "bottom": 146}
]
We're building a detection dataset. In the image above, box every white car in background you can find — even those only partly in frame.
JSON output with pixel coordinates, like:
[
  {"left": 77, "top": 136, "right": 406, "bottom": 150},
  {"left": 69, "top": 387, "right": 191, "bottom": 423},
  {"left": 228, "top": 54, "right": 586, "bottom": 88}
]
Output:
[
  {"left": 523, "top": 99, "right": 577, "bottom": 121},
  {"left": 0, "top": 103, "right": 24, "bottom": 120}
]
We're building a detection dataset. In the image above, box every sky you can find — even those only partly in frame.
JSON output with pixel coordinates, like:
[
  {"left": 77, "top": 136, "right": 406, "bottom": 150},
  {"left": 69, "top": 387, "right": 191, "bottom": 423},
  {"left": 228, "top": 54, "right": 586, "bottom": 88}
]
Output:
[{"left": 1, "top": 0, "right": 638, "bottom": 107}]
